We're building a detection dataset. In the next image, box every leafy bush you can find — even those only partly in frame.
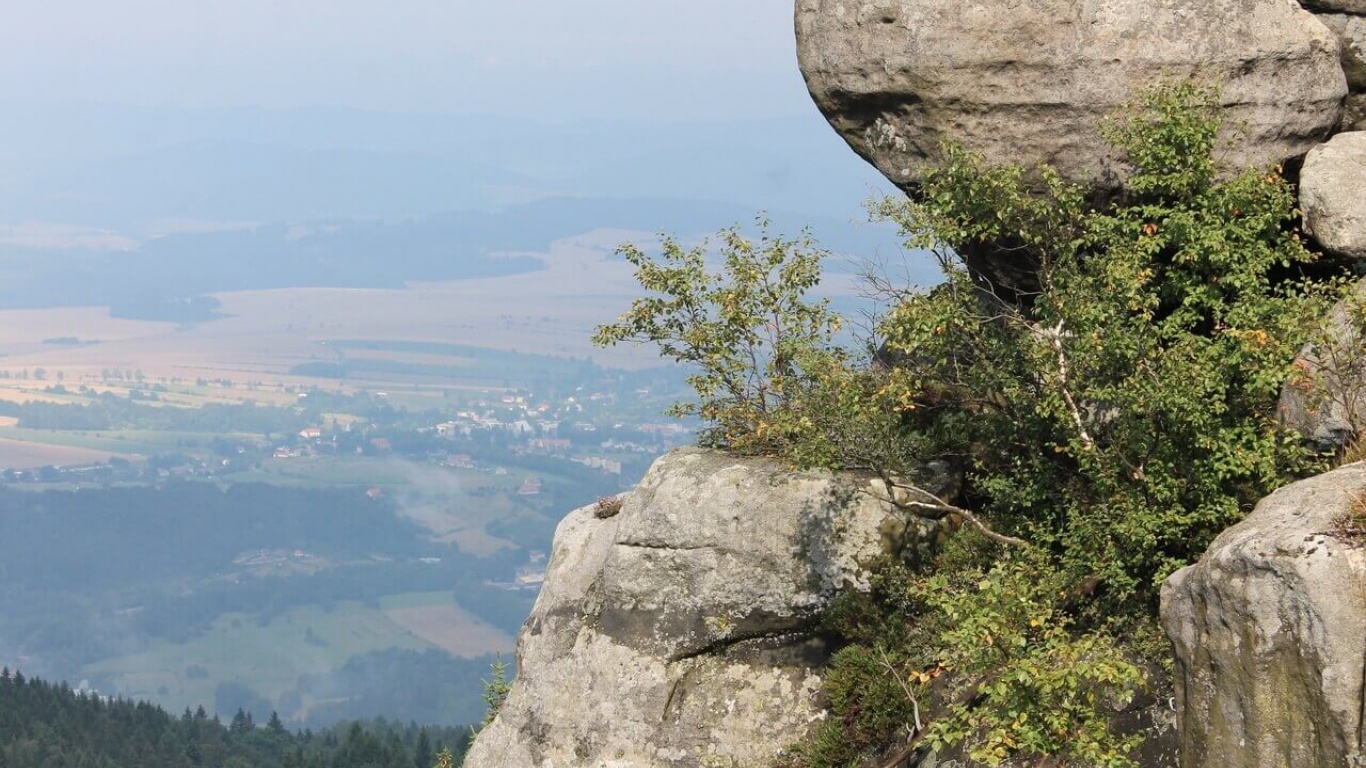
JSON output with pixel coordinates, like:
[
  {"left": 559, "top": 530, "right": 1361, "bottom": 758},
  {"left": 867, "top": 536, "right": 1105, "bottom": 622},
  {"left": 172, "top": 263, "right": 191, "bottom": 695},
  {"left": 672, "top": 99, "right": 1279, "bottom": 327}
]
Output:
[
  {"left": 871, "top": 83, "right": 1331, "bottom": 618},
  {"left": 593, "top": 222, "right": 843, "bottom": 454},
  {"left": 600, "top": 82, "right": 1342, "bottom": 767}
]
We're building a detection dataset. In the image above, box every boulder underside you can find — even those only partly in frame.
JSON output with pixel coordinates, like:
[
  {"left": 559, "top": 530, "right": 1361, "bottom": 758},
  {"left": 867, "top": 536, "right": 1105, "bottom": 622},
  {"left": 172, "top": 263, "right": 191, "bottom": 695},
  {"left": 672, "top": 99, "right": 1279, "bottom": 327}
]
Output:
[{"left": 796, "top": 0, "right": 1346, "bottom": 197}]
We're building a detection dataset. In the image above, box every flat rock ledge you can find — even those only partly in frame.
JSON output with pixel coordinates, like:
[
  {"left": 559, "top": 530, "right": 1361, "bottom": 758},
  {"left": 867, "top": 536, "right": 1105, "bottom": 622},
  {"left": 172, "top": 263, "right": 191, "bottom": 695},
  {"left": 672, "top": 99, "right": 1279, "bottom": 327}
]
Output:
[
  {"left": 1161, "top": 463, "right": 1366, "bottom": 768},
  {"left": 462, "top": 447, "right": 942, "bottom": 768}
]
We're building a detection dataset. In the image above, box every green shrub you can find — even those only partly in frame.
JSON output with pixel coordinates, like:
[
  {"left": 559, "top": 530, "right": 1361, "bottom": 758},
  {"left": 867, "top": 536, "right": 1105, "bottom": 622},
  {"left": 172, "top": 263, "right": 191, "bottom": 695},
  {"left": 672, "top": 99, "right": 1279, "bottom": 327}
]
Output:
[
  {"left": 599, "top": 82, "right": 1342, "bottom": 768},
  {"left": 593, "top": 221, "right": 843, "bottom": 455}
]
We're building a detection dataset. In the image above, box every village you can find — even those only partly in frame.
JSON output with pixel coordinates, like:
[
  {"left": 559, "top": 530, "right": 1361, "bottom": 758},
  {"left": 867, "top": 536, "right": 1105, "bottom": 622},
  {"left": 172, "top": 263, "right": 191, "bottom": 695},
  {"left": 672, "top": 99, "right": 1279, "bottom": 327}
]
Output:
[{"left": 0, "top": 379, "right": 694, "bottom": 491}]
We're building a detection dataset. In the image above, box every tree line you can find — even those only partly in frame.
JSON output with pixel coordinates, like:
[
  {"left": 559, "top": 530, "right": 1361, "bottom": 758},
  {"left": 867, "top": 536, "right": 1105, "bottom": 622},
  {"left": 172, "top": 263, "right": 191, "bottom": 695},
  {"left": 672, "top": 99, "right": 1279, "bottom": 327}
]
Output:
[{"left": 0, "top": 668, "right": 472, "bottom": 768}]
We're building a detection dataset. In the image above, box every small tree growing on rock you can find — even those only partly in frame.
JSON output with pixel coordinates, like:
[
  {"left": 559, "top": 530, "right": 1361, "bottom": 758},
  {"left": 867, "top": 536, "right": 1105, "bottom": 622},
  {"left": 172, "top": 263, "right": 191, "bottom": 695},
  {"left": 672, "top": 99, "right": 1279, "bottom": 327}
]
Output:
[{"left": 593, "top": 221, "right": 844, "bottom": 455}]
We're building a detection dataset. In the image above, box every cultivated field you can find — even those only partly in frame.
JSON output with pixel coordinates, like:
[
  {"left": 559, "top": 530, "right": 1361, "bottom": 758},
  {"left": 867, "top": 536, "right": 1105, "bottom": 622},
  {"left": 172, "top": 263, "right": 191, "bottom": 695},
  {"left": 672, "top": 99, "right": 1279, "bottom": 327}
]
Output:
[
  {"left": 0, "top": 435, "right": 117, "bottom": 468},
  {"left": 0, "top": 232, "right": 659, "bottom": 398},
  {"left": 0, "top": 229, "right": 868, "bottom": 410},
  {"left": 84, "top": 592, "right": 513, "bottom": 720},
  {"left": 380, "top": 591, "right": 513, "bottom": 657}
]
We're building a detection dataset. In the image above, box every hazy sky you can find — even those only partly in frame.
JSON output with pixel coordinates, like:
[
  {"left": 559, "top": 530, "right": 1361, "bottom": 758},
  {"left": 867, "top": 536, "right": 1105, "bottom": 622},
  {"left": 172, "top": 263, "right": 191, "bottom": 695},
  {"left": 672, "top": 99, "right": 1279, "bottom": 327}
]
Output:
[{"left": 0, "top": 0, "right": 813, "bottom": 119}]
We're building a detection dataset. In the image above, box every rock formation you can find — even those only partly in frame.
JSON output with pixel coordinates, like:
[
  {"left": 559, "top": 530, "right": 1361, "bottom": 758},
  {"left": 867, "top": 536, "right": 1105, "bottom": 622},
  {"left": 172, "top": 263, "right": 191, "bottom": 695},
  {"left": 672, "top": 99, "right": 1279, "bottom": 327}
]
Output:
[
  {"left": 460, "top": 2, "right": 1366, "bottom": 764},
  {"left": 1301, "top": 132, "right": 1366, "bottom": 261},
  {"left": 795, "top": 0, "right": 1346, "bottom": 197},
  {"left": 462, "top": 448, "right": 947, "bottom": 768},
  {"left": 1305, "top": 2, "right": 1366, "bottom": 130},
  {"left": 796, "top": 0, "right": 1350, "bottom": 293},
  {"left": 1161, "top": 463, "right": 1366, "bottom": 768},
  {"left": 1319, "top": 14, "right": 1366, "bottom": 91},
  {"left": 1280, "top": 134, "right": 1366, "bottom": 449}
]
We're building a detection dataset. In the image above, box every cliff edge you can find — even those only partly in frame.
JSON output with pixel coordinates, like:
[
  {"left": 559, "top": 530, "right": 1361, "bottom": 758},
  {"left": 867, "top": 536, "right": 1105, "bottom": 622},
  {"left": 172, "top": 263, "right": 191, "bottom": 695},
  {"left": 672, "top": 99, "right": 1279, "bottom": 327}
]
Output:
[{"left": 462, "top": 447, "right": 945, "bottom": 768}]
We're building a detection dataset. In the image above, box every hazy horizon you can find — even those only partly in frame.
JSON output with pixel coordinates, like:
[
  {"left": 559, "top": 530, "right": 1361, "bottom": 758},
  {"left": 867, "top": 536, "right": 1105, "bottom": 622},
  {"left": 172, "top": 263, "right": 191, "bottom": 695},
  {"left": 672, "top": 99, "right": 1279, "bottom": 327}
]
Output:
[
  {"left": 0, "top": 0, "right": 939, "bottom": 735},
  {"left": 1, "top": 1, "right": 813, "bottom": 120},
  {"left": 0, "top": 0, "right": 902, "bottom": 239}
]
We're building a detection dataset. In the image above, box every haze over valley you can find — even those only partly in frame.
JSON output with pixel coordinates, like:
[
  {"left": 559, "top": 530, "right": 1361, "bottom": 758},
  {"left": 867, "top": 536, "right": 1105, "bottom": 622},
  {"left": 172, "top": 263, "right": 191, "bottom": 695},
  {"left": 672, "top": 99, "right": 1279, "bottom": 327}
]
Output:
[{"left": 0, "top": 1, "right": 932, "bottom": 737}]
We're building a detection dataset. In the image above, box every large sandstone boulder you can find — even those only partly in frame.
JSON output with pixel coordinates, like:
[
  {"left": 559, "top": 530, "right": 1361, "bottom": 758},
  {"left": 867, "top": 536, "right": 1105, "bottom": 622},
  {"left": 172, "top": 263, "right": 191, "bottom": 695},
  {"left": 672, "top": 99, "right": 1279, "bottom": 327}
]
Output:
[
  {"left": 796, "top": 0, "right": 1347, "bottom": 196},
  {"left": 462, "top": 447, "right": 945, "bottom": 768},
  {"left": 1301, "top": 131, "right": 1366, "bottom": 261},
  {"left": 1161, "top": 463, "right": 1366, "bottom": 768}
]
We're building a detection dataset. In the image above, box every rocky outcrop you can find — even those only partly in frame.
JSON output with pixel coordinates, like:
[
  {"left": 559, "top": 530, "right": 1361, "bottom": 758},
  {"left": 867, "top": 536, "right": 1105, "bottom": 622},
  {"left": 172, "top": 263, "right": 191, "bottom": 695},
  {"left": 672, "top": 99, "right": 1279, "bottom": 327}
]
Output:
[
  {"left": 795, "top": 0, "right": 1346, "bottom": 198},
  {"left": 1161, "top": 463, "right": 1366, "bottom": 768},
  {"left": 462, "top": 448, "right": 946, "bottom": 768},
  {"left": 789, "top": 2, "right": 1366, "bottom": 766},
  {"left": 1303, "top": 1, "right": 1366, "bottom": 129},
  {"left": 1301, "top": 132, "right": 1366, "bottom": 261}
]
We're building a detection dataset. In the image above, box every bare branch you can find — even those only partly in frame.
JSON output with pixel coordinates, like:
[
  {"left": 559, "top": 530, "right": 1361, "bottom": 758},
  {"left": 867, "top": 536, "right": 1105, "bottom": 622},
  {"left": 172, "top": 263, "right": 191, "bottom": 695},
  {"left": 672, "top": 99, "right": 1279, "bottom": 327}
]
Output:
[
  {"left": 871, "top": 646, "right": 929, "bottom": 768},
  {"left": 1024, "top": 266, "right": 1097, "bottom": 454},
  {"left": 1040, "top": 319, "right": 1096, "bottom": 452},
  {"left": 876, "top": 647, "right": 924, "bottom": 735},
  {"left": 867, "top": 476, "right": 1031, "bottom": 549}
]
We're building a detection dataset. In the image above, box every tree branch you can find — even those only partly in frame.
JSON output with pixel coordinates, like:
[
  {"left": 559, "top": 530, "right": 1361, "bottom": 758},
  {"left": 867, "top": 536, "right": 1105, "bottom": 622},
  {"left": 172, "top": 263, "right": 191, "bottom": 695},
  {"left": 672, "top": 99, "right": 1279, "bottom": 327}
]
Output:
[
  {"left": 877, "top": 647, "right": 924, "bottom": 735},
  {"left": 872, "top": 641, "right": 927, "bottom": 768},
  {"left": 869, "top": 476, "right": 1031, "bottom": 549},
  {"left": 1041, "top": 319, "right": 1096, "bottom": 452}
]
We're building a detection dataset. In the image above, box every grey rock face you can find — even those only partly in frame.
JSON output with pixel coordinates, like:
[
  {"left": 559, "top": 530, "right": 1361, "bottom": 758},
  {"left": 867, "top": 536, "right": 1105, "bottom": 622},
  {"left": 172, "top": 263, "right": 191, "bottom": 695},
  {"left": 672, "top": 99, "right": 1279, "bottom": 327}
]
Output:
[
  {"left": 462, "top": 447, "right": 941, "bottom": 768},
  {"left": 1161, "top": 463, "right": 1366, "bottom": 768},
  {"left": 796, "top": 0, "right": 1346, "bottom": 196},
  {"left": 1302, "top": 132, "right": 1366, "bottom": 261},
  {"left": 1318, "top": 14, "right": 1366, "bottom": 90},
  {"left": 1343, "top": 93, "right": 1366, "bottom": 131}
]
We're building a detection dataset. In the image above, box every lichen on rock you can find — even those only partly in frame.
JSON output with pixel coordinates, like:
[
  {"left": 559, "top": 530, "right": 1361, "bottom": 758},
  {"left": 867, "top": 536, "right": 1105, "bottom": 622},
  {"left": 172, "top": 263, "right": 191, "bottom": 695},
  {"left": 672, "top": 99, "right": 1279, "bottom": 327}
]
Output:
[{"left": 1161, "top": 463, "right": 1366, "bottom": 768}]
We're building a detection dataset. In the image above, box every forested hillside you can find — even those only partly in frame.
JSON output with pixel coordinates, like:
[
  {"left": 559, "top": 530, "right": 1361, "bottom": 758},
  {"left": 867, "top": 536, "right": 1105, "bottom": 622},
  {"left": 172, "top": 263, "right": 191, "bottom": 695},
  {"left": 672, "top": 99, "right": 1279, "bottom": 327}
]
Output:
[{"left": 0, "top": 668, "right": 471, "bottom": 768}]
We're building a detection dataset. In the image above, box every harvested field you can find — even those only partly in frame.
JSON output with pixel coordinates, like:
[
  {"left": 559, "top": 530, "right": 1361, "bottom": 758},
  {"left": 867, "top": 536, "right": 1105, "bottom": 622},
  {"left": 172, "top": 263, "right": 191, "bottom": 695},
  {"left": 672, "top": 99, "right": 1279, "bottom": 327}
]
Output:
[
  {"left": 0, "top": 436, "right": 120, "bottom": 468},
  {"left": 382, "top": 602, "right": 513, "bottom": 658},
  {"left": 0, "top": 232, "right": 661, "bottom": 393},
  {"left": 0, "top": 229, "right": 861, "bottom": 398}
]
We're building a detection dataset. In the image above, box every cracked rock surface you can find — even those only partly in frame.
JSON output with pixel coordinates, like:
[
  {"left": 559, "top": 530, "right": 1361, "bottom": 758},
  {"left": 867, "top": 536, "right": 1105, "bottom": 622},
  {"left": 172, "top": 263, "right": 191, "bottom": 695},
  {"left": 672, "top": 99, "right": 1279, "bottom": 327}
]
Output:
[
  {"left": 1161, "top": 462, "right": 1366, "bottom": 768},
  {"left": 462, "top": 447, "right": 941, "bottom": 768}
]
